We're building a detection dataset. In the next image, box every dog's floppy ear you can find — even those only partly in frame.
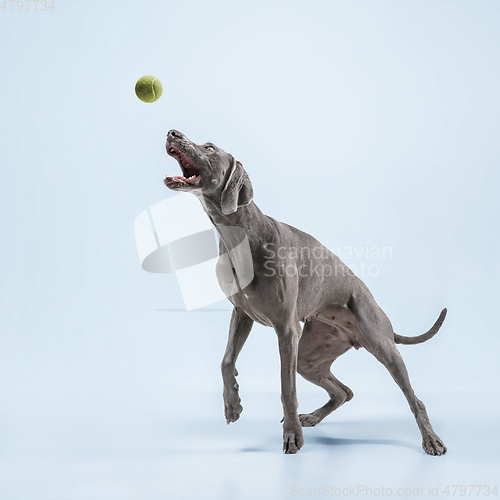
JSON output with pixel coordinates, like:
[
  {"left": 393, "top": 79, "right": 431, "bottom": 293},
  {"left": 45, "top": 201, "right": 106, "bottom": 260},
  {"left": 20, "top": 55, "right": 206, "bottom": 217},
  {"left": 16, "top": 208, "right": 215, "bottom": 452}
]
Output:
[{"left": 220, "top": 157, "right": 254, "bottom": 215}]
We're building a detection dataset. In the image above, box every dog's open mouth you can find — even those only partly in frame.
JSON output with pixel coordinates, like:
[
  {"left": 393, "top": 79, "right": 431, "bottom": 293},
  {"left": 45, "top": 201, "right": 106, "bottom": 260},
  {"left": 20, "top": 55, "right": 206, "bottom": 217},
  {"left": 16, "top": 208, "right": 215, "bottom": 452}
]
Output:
[{"left": 164, "top": 146, "right": 201, "bottom": 188}]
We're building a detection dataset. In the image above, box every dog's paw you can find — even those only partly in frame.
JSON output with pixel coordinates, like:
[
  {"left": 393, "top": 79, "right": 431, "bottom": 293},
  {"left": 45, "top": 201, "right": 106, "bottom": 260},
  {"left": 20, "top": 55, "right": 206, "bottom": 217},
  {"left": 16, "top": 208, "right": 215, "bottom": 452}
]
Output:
[
  {"left": 283, "top": 428, "right": 304, "bottom": 454},
  {"left": 224, "top": 393, "right": 243, "bottom": 424},
  {"left": 299, "top": 413, "right": 321, "bottom": 427},
  {"left": 422, "top": 433, "right": 447, "bottom": 456}
]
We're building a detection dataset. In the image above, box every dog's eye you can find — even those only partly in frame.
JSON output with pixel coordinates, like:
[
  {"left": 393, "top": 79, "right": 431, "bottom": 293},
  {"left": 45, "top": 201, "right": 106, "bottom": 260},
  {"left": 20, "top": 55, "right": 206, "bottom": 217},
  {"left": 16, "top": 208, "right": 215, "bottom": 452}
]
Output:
[{"left": 205, "top": 146, "right": 215, "bottom": 152}]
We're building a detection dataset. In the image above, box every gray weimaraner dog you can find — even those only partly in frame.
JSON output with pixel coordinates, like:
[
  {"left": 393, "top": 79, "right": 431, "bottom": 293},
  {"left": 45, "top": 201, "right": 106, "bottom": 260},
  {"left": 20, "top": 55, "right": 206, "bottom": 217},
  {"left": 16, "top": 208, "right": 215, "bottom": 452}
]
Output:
[{"left": 163, "top": 129, "right": 447, "bottom": 456}]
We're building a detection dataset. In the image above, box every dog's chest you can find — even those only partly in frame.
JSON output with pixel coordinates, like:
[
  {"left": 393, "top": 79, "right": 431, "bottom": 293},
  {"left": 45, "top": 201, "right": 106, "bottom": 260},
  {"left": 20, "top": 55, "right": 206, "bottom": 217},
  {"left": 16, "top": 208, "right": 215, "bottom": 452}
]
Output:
[{"left": 226, "top": 289, "right": 275, "bottom": 327}]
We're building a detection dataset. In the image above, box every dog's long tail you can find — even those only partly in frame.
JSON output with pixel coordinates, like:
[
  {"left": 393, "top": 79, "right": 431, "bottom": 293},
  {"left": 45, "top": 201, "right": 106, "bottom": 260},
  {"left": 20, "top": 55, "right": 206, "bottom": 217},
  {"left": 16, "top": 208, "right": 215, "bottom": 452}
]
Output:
[{"left": 394, "top": 308, "right": 447, "bottom": 345}]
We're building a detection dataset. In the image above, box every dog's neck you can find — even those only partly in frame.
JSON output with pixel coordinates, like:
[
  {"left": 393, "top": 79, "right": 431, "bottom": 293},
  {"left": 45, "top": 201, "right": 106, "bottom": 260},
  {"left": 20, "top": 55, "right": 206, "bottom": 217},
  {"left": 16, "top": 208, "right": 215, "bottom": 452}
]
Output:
[
  {"left": 198, "top": 194, "right": 255, "bottom": 225},
  {"left": 196, "top": 195, "right": 268, "bottom": 246}
]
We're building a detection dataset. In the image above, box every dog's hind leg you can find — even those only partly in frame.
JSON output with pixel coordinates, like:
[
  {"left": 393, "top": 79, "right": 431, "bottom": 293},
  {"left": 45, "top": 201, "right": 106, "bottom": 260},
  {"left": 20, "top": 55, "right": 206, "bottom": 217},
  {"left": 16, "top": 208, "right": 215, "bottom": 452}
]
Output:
[
  {"left": 297, "top": 318, "right": 354, "bottom": 427},
  {"left": 373, "top": 341, "right": 447, "bottom": 455},
  {"left": 349, "top": 296, "right": 447, "bottom": 456}
]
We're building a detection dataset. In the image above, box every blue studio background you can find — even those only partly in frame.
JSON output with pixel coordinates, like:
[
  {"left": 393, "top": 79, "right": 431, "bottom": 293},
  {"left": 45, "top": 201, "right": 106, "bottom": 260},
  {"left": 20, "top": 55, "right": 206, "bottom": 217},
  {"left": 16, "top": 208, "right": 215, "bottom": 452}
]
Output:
[{"left": 0, "top": 1, "right": 499, "bottom": 499}]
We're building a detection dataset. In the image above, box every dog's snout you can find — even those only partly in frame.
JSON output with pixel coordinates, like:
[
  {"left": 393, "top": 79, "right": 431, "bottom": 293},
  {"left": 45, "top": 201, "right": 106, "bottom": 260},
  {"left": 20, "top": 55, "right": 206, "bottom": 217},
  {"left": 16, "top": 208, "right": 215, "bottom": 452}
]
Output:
[{"left": 167, "top": 129, "right": 182, "bottom": 140}]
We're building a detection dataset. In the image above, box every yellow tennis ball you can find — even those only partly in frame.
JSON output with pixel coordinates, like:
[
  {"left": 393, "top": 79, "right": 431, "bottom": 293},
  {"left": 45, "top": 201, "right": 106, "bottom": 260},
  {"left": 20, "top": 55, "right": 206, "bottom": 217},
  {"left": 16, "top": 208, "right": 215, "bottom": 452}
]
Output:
[{"left": 135, "top": 75, "right": 163, "bottom": 103}]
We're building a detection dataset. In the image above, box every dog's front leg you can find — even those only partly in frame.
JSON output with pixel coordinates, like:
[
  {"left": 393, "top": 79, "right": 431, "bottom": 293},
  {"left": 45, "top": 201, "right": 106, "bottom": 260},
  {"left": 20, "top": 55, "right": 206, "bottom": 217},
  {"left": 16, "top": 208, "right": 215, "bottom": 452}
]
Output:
[
  {"left": 275, "top": 319, "right": 304, "bottom": 454},
  {"left": 221, "top": 307, "right": 254, "bottom": 424}
]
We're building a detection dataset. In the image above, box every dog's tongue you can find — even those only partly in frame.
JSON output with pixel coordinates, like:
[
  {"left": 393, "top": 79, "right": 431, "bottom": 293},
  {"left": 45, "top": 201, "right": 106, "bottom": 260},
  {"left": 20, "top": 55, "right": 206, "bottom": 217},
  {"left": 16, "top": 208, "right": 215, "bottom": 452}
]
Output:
[{"left": 165, "top": 174, "right": 199, "bottom": 184}]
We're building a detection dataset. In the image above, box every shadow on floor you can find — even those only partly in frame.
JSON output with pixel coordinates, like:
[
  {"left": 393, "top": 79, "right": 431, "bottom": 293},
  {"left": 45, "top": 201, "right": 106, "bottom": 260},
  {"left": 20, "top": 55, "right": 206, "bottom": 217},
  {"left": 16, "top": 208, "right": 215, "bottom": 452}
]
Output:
[{"left": 309, "top": 435, "right": 418, "bottom": 451}]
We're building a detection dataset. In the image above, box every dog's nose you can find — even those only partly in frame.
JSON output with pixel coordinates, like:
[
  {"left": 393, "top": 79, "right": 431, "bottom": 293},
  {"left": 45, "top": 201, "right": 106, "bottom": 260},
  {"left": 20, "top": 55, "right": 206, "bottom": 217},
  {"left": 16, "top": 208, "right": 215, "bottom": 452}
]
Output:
[{"left": 167, "top": 129, "right": 182, "bottom": 139}]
